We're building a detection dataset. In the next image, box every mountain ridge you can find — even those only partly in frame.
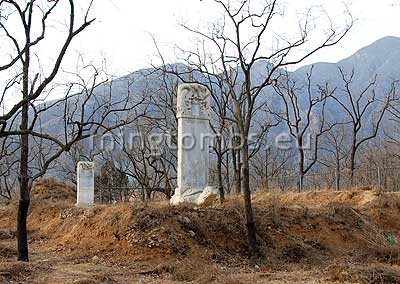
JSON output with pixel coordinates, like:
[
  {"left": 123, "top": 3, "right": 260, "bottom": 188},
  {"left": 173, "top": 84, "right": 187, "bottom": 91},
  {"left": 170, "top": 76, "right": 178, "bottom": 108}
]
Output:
[{"left": 36, "top": 36, "right": 400, "bottom": 136}]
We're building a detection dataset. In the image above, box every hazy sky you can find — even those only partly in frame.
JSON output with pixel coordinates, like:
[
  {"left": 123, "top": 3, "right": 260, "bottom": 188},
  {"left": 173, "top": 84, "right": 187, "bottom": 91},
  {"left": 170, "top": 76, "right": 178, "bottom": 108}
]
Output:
[
  {"left": 68, "top": 0, "right": 400, "bottom": 76},
  {"left": 2, "top": 0, "right": 400, "bottom": 79},
  {"left": 0, "top": 0, "right": 398, "bottom": 110}
]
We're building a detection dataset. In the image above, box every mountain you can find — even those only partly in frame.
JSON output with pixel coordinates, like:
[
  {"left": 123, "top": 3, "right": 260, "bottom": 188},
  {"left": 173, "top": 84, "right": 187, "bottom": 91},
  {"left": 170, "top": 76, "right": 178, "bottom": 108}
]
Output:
[
  {"left": 36, "top": 36, "right": 400, "bottom": 142},
  {"left": 294, "top": 36, "right": 400, "bottom": 93}
]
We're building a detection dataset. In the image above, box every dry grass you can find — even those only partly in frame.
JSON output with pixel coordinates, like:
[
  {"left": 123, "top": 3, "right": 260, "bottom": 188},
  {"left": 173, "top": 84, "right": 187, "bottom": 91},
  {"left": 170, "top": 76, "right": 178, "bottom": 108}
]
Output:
[
  {"left": 329, "top": 263, "right": 400, "bottom": 283},
  {"left": 32, "top": 178, "right": 76, "bottom": 203},
  {"left": 0, "top": 261, "right": 52, "bottom": 283},
  {"left": 2, "top": 183, "right": 400, "bottom": 283},
  {"left": 168, "top": 260, "right": 219, "bottom": 283}
]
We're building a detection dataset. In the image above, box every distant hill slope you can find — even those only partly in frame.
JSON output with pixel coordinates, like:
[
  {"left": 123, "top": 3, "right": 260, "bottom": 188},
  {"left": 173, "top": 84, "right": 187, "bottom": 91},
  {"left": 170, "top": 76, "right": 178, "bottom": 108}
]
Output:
[
  {"left": 294, "top": 36, "right": 400, "bottom": 92},
  {"left": 36, "top": 36, "right": 400, "bottom": 139}
]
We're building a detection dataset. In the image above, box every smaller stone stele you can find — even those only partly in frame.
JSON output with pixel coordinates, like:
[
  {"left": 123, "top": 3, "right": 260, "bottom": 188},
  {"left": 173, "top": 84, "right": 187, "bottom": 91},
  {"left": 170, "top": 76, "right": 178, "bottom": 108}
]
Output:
[
  {"left": 170, "top": 83, "right": 218, "bottom": 205},
  {"left": 76, "top": 161, "right": 95, "bottom": 206}
]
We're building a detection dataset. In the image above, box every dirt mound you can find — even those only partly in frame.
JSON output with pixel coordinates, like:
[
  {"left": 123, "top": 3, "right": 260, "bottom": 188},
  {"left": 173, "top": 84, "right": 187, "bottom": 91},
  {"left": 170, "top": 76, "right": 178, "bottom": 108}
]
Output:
[
  {"left": 31, "top": 178, "right": 76, "bottom": 203},
  {"left": 250, "top": 189, "right": 400, "bottom": 209},
  {"left": 1, "top": 186, "right": 400, "bottom": 283},
  {"left": 24, "top": 202, "right": 248, "bottom": 265},
  {"left": 6, "top": 188, "right": 400, "bottom": 262}
]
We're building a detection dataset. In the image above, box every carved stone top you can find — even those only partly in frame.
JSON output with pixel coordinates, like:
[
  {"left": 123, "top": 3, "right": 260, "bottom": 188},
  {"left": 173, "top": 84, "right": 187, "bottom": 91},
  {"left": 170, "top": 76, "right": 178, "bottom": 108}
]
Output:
[
  {"left": 77, "top": 161, "right": 94, "bottom": 171},
  {"left": 177, "top": 83, "right": 210, "bottom": 120}
]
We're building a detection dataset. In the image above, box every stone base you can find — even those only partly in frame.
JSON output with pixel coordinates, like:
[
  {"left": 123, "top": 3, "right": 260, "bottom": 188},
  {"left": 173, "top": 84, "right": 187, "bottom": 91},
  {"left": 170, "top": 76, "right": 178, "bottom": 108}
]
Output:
[{"left": 170, "top": 186, "right": 218, "bottom": 205}]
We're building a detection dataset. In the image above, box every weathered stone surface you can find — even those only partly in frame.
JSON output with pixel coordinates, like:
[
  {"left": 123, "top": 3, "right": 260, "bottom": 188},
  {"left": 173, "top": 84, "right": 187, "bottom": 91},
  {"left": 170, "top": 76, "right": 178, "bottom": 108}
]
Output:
[
  {"left": 170, "top": 84, "right": 218, "bottom": 205},
  {"left": 76, "top": 161, "right": 94, "bottom": 206}
]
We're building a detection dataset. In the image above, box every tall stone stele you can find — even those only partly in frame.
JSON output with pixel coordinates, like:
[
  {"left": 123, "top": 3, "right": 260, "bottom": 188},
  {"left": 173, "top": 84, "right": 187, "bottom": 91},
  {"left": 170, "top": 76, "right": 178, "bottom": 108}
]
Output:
[
  {"left": 170, "top": 83, "right": 218, "bottom": 205},
  {"left": 76, "top": 161, "right": 95, "bottom": 206}
]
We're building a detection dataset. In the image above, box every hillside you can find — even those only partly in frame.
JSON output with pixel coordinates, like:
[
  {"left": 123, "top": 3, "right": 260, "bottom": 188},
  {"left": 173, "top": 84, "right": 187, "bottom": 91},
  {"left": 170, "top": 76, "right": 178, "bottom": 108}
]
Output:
[
  {"left": 1, "top": 180, "right": 400, "bottom": 283},
  {"left": 39, "top": 36, "right": 400, "bottom": 133},
  {"left": 295, "top": 36, "right": 400, "bottom": 93},
  {"left": 27, "top": 36, "right": 400, "bottom": 182}
]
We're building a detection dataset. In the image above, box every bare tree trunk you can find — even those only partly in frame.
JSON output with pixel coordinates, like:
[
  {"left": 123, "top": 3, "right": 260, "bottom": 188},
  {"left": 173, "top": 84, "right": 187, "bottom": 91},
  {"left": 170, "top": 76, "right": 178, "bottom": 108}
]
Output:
[
  {"left": 225, "top": 151, "right": 231, "bottom": 194},
  {"left": 232, "top": 147, "right": 241, "bottom": 194},
  {"left": 17, "top": 52, "right": 30, "bottom": 261},
  {"left": 17, "top": 123, "right": 30, "bottom": 261},
  {"left": 217, "top": 156, "right": 224, "bottom": 203},
  {"left": 146, "top": 189, "right": 151, "bottom": 202},
  {"left": 164, "top": 178, "right": 172, "bottom": 200},
  {"left": 100, "top": 188, "right": 104, "bottom": 204},
  {"left": 237, "top": 147, "right": 242, "bottom": 193},
  {"left": 124, "top": 187, "right": 129, "bottom": 202},
  {"left": 162, "top": 162, "right": 173, "bottom": 200},
  {"left": 264, "top": 149, "right": 269, "bottom": 190},
  {"left": 217, "top": 139, "right": 225, "bottom": 203},
  {"left": 140, "top": 187, "right": 145, "bottom": 202},
  {"left": 335, "top": 169, "right": 341, "bottom": 191},
  {"left": 241, "top": 142, "right": 257, "bottom": 257},
  {"left": 298, "top": 141, "right": 305, "bottom": 193},
  {"left": 335, "top": 157, "right": 341, "bottom": 191},
  {"left": 108, "top": 187, "right": 113, "bottom": 204},
  {"left": 349, "top": 131, "right": 357, "bottom": 187},
  {"left": 299, "top": 172, "right": 304, "bottom": 193}
]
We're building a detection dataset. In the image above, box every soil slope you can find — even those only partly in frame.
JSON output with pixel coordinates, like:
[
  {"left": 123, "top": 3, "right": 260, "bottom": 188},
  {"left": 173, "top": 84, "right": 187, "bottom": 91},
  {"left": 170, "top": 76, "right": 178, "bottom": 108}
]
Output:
[{"left": 1, "top": 180, "right": 400, "bottom": 283}]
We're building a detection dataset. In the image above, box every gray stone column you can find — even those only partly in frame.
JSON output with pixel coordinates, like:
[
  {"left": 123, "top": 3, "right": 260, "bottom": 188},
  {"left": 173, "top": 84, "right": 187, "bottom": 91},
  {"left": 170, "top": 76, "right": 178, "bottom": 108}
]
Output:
[
  {"left": 76, "top": 161, "right": 95, "bottom": 206},
  {"left": 170, "top": 83, "right": 217, "bottom": 205}
]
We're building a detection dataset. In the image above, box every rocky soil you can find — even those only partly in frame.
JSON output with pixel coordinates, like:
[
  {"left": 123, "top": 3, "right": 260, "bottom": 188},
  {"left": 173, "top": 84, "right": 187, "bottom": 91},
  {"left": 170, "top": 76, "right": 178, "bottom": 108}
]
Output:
[{"left": 1, "top": 180, "right": 400, "bottom": 283}]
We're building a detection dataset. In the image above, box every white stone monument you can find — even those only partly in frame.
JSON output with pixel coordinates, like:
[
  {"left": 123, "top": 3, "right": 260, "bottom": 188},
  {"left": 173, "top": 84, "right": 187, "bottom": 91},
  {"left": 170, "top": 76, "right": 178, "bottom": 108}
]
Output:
[
  {"left": 76, "top": 161, "right": 95, "bottom": 206},
  {"left": 170, "top": 84, "right": 218, "bottom": 205}
]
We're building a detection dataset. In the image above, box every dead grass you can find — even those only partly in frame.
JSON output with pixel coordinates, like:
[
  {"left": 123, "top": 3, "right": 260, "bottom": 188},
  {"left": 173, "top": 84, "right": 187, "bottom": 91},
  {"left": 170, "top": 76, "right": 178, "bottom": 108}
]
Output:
[
  {"left": 32, "top": 178, "right": 76, "bottom": 203},
  {"left": 0, "top": 229, "right": 14, "bottom": 240},
  {"left": 0, "top": 263, "right": 29, "bottom": 282},
  {"left": 251, "top": 188, "right": 386, "bottom": 208},
  {"left": 0, "top": 247, "right": 16, "bottom": 259},
  {"left": 2, "top": 183, "right": 400, "bottom": 283},
  {"left": 329, "top": 263, "right": 400, "bottom": 283},
  {"left": 168, "top": 260, "right": 219, "bottom": 283}
]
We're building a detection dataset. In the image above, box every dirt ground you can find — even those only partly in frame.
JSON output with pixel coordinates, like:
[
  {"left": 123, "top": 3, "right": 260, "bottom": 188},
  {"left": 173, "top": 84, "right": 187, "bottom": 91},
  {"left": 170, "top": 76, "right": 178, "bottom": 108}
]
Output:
[{"left": 1, "top": 180, "right": 400, "bottom": 283}]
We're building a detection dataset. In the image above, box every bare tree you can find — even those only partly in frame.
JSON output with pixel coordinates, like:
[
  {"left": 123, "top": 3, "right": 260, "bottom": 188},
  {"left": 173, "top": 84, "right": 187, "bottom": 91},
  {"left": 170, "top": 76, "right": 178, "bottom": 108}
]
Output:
[
  {"left": 318, "top": 124, "right": 350, "bottom": 190},
  {"left": 96, "top": 160, "right": 129, "bottom": 203},
  {"left": 177, "top": 0, "right": 352, "bottom": 257},
  {"left": 331, "top": 67, "right": 398, "bottom": 185},
  {"left": 231, "top": 126, "right": 242, "bottom": 194},
  {"left": 98, "top": 70, "right": 180, "bottom": 202},
  {"left": 0, "top": 137, "right": 19, "bottom": 199},
  {"left": 250, "top": 139, "right": 291, "bottom": 190},
  {"left": 0, "top": 0, "right": 95, "bottom": 261},
  {"left": 0, "top": 0, "right": 148, "bottom": 261},
  {"left": 386, "top": 92, "right": 400, "bottom": 153},
  {"left": 53, "top": 141, "right": 96, "bottom": 186},
  {"left": 271, "top": 68, "right": 337, "bottom": 191}
]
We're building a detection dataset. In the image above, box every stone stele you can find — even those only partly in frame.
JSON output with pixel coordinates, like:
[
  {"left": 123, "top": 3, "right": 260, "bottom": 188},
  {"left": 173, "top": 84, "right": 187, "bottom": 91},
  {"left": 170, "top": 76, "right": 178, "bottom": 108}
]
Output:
[
  {"left": 76, "top": 161, "right": 95, "bottom": 206},
  {"left": 170, "top": 83, "right": 218, "bottom": 205}
]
